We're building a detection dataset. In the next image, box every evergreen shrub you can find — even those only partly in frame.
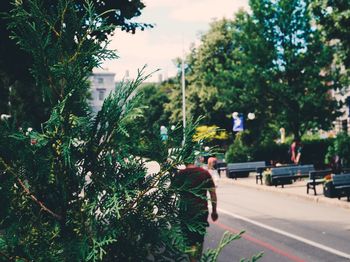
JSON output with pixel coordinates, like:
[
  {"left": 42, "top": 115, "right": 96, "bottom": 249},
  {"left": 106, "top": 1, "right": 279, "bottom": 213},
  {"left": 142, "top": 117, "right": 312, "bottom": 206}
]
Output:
[
  {"left": 0, "top": 1, "right": 254, "bottom": 261},
  {"left": 225, "top": 133, "right": 251, "bottom": 163}
]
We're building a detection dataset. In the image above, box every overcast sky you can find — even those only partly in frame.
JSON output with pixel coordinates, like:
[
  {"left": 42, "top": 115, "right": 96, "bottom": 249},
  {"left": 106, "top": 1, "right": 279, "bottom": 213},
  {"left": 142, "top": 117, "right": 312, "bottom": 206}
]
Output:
[{"left": 100, "top": 0, "right": 249, "bottom": 82}]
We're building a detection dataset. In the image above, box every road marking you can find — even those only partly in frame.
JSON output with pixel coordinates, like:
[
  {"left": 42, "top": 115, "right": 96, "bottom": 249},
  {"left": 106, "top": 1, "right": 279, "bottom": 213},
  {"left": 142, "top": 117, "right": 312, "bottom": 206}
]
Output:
[
  {"left": 218, "top": 208, "right": 350, "bottom": 260},
  {"left": 214, "top": 221, "right": 306, "bottom": 262}
]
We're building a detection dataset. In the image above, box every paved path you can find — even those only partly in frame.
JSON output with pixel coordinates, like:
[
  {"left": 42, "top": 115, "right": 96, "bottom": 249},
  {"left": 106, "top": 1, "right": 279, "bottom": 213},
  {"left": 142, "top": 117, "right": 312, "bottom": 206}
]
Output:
[
  {"left": 219, "top": 174, "right": 350, "bottom": 210},
  {"left": 145, "top": 160, "right": 350, "bottom": 210},
  {"left": 204, "top": 177, "right": 350, "bottom": 262}
]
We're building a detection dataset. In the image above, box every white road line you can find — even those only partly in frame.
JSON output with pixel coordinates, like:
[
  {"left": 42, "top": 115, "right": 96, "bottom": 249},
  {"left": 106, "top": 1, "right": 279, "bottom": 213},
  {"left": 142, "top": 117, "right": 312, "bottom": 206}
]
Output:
[{"left": 218, "top": 208, "right": 350, "bottom": 260}]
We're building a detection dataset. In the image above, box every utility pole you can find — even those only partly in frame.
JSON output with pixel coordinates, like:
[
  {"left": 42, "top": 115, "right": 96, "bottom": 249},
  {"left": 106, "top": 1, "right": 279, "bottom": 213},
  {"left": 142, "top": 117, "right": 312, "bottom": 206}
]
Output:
[{"left": 181, "top": 37, "right": 186, "bottom": 146}]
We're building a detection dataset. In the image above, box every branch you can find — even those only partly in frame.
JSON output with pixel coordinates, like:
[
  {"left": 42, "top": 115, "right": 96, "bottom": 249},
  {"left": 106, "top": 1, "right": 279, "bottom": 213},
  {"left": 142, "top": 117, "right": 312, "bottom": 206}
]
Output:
[
  {"left": 0, "top": 158, "right": 62, "bottom": 220},
  {"left": 0, "top": 251, "right": 30, "bottom": 262},
  {"left": 121, "top": 161, "right": 177, "bottom": 216},
  {"left": 0, "top": 251, "right": 11, "bottom": 261}
]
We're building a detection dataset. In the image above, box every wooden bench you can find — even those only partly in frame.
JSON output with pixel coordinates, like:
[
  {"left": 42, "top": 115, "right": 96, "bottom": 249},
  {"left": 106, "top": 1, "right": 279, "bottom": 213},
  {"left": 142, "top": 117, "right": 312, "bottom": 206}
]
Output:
[
  {"left": 271, "top": 165, "right": 315, "bottom": 187},
  {"left": 226, "top": 161, "right": 266, "bottom": 179},
  {"left": 332, "top": 174, "right": 350, "bottom": 201},
  {"left": 306, "top": 169, "right": 331, "bottom": 195},
  {"left": 256, "top": 164, "right": 297, "bottom": 184}
]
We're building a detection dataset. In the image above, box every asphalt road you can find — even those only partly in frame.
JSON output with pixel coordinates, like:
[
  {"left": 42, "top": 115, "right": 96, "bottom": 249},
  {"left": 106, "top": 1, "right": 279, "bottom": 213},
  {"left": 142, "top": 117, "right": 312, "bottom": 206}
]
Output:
[{"left": 203, "top": 182, "right": 350, "bottom": 262}]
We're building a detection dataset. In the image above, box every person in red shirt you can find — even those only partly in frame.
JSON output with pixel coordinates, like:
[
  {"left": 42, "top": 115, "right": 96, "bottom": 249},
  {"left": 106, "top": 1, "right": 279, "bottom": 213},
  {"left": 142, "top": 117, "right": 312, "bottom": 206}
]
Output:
[
  {"left": 174, "top": 163, "right": 218, "bottom": 262},
  {"left": 290, "top": 138, "right": 302, "bottom": 164}
]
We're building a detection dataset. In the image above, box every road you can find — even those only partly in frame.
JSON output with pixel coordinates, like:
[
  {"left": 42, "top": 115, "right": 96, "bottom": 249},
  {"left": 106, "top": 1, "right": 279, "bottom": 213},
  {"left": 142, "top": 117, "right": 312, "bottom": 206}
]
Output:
[{"left": 204, "top": 182, "right": 350, "bottom": 262}]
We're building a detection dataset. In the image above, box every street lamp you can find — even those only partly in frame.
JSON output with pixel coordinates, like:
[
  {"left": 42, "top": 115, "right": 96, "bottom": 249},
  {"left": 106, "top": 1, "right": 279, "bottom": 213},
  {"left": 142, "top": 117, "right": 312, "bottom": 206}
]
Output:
[
  {"left": 232, "top": 112, "right": 255, "bottom": 132},
  {"left": 232, "top": 112, "right": 239, "bottom": 119},
  {"left": 247, "top": 112, "right": 255, "bottom": 120}
]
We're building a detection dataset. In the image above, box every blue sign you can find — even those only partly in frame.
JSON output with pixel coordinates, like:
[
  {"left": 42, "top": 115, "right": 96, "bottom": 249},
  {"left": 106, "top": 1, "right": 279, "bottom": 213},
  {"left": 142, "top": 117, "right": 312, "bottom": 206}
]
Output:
[{"left": 233, "top": 116, "right": 244, "bottom": 131}]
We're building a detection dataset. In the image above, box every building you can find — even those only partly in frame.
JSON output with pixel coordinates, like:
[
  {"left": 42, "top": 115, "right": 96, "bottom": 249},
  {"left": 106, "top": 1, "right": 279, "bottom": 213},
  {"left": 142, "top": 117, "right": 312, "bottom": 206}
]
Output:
[
  {"left": 332, "top": 88, "right": 350, "bottom": 134},
  {"left": 89, "top": 71, "right": 116, "bottom": 113}
]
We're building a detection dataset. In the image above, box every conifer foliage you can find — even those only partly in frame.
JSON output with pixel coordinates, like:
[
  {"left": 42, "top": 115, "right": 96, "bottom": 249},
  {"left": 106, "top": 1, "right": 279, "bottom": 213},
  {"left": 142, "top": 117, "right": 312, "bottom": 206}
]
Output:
[{"left": 0, "top": 1, "right": 242, "bottom": 261}]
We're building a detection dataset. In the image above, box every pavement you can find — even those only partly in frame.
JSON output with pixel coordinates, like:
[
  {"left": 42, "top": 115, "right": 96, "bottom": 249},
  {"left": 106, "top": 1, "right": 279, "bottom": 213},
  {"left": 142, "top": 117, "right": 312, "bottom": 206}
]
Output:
[
  {"left": 217, "top": 173, "right": 350, "bottom": 210},
  {"left": 144, "top": 161, "right": 350, "bottom": 210}
]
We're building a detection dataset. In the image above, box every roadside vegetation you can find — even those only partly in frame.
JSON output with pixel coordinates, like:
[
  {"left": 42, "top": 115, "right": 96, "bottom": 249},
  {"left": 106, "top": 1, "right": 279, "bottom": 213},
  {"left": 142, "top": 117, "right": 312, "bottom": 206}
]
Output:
[{"left": 1, "top": 0, "right": 350, "bottom": 260}]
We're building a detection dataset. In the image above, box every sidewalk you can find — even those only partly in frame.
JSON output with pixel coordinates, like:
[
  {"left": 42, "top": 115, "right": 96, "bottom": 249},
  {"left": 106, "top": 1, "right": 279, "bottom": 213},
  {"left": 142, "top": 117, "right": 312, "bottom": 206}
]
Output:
[{"left": 218, "top": 174, "right": 350, "bottom": 210}]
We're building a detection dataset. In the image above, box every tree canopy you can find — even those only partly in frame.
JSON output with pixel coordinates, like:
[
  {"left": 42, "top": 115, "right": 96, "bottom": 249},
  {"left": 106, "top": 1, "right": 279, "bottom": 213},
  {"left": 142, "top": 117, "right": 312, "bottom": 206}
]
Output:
[
  {"left": 249, "top": 0, "right": 342, "bottom": 139},
  {"left": 164, "top": 0, "right": 342, "bottom": 143},
  {"left": 312, "top": 0, "right": 350, "bottom": 70}
]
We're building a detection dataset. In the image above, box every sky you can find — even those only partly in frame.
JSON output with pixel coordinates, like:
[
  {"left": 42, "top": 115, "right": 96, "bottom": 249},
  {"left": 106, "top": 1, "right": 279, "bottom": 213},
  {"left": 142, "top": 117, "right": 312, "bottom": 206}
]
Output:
[{"left": 101, "top": 0, "right": 249, "bottom": 82}]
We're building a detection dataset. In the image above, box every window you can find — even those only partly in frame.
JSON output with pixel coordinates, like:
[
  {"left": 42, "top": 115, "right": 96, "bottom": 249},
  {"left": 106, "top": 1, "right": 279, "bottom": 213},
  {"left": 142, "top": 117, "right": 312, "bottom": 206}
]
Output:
[
  {"left": 342, "top": 119, "right": 348, "bottom": 133},
  {"left": 98, "top": 89, "right": 105, "bottom": 101},
  {"left": 97, "top": 77, "right": 104, "bottom": 84}
]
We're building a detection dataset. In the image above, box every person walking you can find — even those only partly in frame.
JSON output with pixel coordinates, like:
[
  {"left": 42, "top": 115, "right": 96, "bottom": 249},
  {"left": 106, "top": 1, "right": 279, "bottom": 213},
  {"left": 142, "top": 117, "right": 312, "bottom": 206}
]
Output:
[
  {"left": 207, "top": 155, "right": 219, "bottom": 184},
  {"left": 290, "top": 138, "right": 302, "bottom": 164},
  {"left": 174, "top": 163, "right": 218, "bottom": 262}
]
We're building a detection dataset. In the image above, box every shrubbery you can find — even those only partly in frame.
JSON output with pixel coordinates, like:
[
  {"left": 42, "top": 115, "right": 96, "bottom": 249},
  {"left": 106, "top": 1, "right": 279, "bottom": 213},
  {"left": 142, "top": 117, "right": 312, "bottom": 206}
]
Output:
[
  {"left": 225, "top": 132, "right": 251, "bottom": 163},
  {"left": 325, "top": 133, "right": 350, "bottom": 168},
  {"left": 225, "top": 135, "right": 332, "bottom": 169}
]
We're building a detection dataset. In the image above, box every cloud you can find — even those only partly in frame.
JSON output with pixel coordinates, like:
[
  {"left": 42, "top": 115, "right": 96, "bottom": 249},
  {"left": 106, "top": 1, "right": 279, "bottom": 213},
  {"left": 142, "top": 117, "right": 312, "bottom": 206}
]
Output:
[
  {"left": 102, "top": 30, "right": 183, "bottom": 81},
  {"left": 143, "top": 0, "right": 248, "bottom": 22},
  {"left": 109, "top": 31, "right": 182, "bottom": 60},
  {"left": 101, "top": 0, "right": 249, "bottom": 82},
  {"left": 170, "top": 0, "right": 249, "bottom": 22}
]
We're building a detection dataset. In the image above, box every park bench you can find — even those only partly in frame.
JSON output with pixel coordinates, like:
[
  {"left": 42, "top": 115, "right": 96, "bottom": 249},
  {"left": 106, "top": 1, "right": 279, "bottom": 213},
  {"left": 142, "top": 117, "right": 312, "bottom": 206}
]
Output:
[
  {"left": 215, "top": 161, "right": 227, "bottom": 177},
  {"left": 256, "top": 164, "right": 297, "bottom": 184},
  {"left": 306, "top": 169, "right": 331, "bottom": 195},
  {"left": 324, "top": 174, "right": 350, "bottom": 201},
  {"left": 271, "top": 164, "right": 315, "bottom": 187},
  {"left": 226, "top": 161, "right": 266, "bottom": 179}
]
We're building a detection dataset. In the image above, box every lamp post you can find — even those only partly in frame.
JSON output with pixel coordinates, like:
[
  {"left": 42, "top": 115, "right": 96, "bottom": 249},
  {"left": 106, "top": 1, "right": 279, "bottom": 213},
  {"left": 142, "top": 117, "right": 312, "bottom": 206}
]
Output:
[
  {"left": 232, "top": 112, "right": 256, "bottom": 161},
  {"left": 247, "top": 112, "right": 255, "bottom": 120},
  {"left": 181, "top": 41, "right": 186, "bottom": 146},
  {"left": 232, "top": 112, "right": 255, "bottom": 132}
]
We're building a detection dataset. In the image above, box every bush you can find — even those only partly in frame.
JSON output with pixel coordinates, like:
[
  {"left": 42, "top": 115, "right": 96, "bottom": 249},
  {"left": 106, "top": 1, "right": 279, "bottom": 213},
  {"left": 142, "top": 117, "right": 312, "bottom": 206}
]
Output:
[
  {"left": 325, "top": 133, "right": 350, "bottom": 168},
  {"left": 300, "top": 138, "right": 333, "bottom": 169},
  {"left": 252, "top": 143, "right": 289, "bottom": 164},
  {"left": 225, "top": 133, "right": 251, "bottom": 163},
  {"left": 225, "top": 135, "right": 332, "bottom": 169},
  {"left": 254, "top": 139, "right": 331, "bottom": 168}
]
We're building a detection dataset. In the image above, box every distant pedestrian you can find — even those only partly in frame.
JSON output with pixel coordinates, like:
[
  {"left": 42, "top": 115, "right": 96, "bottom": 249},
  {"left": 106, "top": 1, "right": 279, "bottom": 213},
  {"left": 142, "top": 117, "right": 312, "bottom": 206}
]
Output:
[
  {"left": 329, "top": 155, "right": 342, "bottom": 174},
  {"left": 290, "top": 138, "right": 302, "bottom": 164},
  {"left": 207, "top": 155, "right": 219, "bottom": 184},
  {"left": 207, "top": 155, "right": 218, "bottom": 170},
  {"left": 174, "top": 163, "right": 218, "bottom": 262}
]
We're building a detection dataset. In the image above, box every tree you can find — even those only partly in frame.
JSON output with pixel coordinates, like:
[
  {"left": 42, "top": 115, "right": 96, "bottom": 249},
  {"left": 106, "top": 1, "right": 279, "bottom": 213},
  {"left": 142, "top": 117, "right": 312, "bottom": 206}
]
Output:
[
  {"left": 312, "top": 0, "right": 350, "bottom": 71},
  {"left": 138, "top": 82, "right": 171, "bottom": 136},
  {"left": 125, "top": 81, "right": 174, "bottom": 160},
  {"left": 181, "top": 0, "right": 341, "bottom": 141},
  {"left": 166, "top": 12, "right": 277, "bottom": 145},
  {"left": 0, "top": 1, "right": 246, "bottom": 261},
  {"left": 248, "top": 0, "right": 342, "bottom": 139},
  {"left": 0, "top": 0, "right": 151, "bottom": 128}
]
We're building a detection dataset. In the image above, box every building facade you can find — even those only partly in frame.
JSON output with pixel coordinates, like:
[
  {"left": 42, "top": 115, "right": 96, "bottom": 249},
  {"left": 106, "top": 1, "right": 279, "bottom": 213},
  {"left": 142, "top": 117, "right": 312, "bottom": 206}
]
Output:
[
  {"left": 332, "top": 88, "right": 350, "bottom": 134},
  {"left": 89, "top": 71, "right": 116, "bottom": 113}
]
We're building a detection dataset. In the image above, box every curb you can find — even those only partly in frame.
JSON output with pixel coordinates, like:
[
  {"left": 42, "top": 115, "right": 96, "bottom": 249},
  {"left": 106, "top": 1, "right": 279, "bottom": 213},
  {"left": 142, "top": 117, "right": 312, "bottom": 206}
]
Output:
[{"left": 219, "top": 177, "right": 350, "bottom": 210}]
